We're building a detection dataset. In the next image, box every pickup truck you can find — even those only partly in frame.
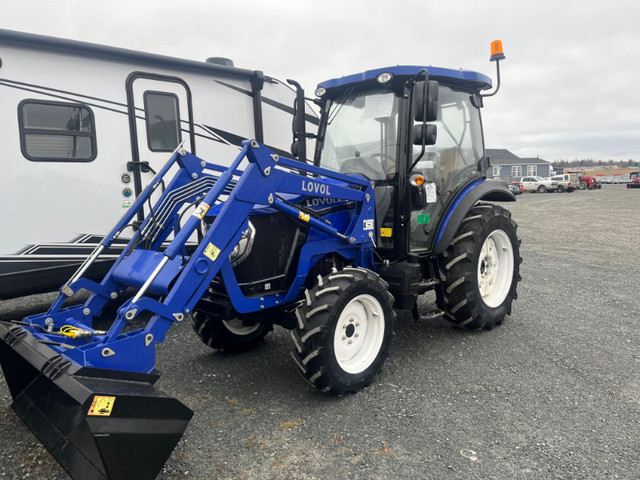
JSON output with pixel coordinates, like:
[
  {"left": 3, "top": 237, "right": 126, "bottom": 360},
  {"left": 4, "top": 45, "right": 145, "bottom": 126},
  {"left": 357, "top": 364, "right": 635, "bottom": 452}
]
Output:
[
  {"left": 550, "top": 173, "right": 578, "bottom": 192},
  {"left": 520, "top": 176, "right": 558, "bottom": 193}
]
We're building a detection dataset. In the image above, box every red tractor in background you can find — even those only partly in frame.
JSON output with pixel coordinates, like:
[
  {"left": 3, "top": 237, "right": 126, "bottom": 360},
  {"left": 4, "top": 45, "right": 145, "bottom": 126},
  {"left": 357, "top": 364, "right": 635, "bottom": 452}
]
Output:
[
  {"left": 628, "top": 171, "right": 640, "bottom": 188},
  {"left": 567, "top": 170, "right": 602, "bottom": 190}
]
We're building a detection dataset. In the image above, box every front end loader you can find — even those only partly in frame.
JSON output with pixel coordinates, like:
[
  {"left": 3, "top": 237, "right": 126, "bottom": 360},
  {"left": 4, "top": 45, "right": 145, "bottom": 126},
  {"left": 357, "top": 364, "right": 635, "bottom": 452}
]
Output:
[
  {"left": 0, "top": 139, "right": 380, "bottom": 479},
  {"left": 0, "top": 41, "right": 521, "bottom": 479}
]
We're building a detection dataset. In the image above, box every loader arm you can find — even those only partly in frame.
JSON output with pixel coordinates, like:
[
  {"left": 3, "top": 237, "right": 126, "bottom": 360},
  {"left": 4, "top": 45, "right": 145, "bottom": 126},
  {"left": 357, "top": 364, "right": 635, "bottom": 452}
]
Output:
[{"left": 7, "top": 139, "right": 376, "bottom": 372}]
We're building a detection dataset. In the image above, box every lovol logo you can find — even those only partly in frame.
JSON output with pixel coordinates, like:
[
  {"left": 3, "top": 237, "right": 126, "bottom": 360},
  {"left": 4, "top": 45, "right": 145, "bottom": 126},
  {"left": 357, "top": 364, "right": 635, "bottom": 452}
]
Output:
[
  {"left": 305, "top": 197, "right": 345, "bottom": 208},
  {"left": 301, "top": 180, "right": 331, "bottom": 196}
]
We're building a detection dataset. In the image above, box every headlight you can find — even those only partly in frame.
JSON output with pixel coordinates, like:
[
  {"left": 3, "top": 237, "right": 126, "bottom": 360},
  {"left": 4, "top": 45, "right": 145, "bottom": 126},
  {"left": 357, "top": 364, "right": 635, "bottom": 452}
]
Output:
[
  {"left": 228, "top": 221, "right": 256, "bottom": 266},
  {"left": 376, "top": 72, "right": 393, "bottom": 84},
  {"left": 315, "top": 87, "right": 326, "bottom": 97}
]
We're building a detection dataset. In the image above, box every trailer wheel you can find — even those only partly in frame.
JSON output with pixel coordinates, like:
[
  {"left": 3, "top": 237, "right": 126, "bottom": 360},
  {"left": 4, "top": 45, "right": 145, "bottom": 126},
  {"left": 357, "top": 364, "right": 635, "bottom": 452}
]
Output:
[
  {"left": 191, "top": 310, "right": 270, "bottom": 353},
  {"left": 291, "top": 267, "right": 395, "bottom": 394},
  {"left": 437, "top": 203, "right": 521, "bottom": 330}
]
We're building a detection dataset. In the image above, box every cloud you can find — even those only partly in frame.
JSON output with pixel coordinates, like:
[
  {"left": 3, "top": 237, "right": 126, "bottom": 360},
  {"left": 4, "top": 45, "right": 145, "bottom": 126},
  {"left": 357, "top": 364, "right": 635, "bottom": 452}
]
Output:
[{"left": 2, "top": 0, "right": 638, "bottom": 161}]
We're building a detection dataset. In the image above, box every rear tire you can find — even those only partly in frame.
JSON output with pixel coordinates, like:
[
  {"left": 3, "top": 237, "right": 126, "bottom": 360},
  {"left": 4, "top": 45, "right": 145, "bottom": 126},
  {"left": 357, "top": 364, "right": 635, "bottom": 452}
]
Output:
[
  {"left": 437, "top": 203, "right": 521, "bottom": 330},
  {"left": 579, "top": 182, "right": 587, "bottom": 190},
  {"left": 291, "top": 267, "right": 395, "bottom": 394},
  {"left": 557, "top": 185, "right": 565, "bottom": 193},
  {"left": 191, "top": 310, "right": 271, "bottom": 353},
  {"left": 537, "top": 185, "right": 547, "bottom": 193}
]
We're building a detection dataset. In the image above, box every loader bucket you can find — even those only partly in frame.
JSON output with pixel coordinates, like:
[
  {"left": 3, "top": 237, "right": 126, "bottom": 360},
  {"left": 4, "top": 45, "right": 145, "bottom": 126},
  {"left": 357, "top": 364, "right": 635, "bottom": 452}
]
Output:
[{"left": 0, "top": 321, "right": 193, "bottom": 480}]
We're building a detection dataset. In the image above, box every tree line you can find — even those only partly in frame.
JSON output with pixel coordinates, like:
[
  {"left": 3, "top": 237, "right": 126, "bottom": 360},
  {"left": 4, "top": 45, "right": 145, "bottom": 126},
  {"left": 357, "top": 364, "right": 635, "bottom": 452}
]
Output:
[{"left": 552, "top": 159, "right": 637, "bottom": 169}]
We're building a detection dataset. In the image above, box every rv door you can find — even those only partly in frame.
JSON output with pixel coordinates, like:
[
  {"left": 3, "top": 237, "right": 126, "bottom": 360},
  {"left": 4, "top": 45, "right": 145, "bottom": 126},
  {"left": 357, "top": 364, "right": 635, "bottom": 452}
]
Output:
[{"left": 127, "top": 73, "right": 195, "bottom": 201}]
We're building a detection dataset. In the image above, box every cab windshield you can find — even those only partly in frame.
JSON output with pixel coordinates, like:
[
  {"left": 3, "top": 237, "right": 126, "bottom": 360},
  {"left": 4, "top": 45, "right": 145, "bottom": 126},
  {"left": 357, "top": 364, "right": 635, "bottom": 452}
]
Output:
[{"left": 317, "top": 89, "right": 399, "bottom": 182}]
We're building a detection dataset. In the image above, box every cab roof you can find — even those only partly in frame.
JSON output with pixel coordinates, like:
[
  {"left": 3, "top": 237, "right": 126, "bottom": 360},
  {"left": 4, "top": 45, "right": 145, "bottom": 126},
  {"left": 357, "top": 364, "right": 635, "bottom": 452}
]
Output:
[{"left": 318, "top": 65, "right": 492, "bottom": 93}]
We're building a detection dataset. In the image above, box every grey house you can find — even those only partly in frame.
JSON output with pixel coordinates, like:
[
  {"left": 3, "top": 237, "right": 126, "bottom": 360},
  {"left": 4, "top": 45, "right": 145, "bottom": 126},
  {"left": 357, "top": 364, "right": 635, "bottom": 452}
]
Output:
[{"left": 486, "top": 149, "right": 553, "bottom": 180}]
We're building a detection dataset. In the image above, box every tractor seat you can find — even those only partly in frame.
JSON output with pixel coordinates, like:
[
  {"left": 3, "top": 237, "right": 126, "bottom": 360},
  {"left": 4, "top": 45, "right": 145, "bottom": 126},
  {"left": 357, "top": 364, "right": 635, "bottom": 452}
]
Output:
[{"left": 339, "top": 156, "right": 387, "bottom": 182}]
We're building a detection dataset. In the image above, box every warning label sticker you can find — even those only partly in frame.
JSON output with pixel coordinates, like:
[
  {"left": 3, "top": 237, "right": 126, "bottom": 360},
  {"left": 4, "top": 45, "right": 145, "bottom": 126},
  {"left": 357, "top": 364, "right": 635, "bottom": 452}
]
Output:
[
  {"left": 88, "top": 396, "right": 116, "bottom": 416},
  {"left": 204, "top": 243, "right": 221, "bottom": 262},
  {"left": 380, "top": 228, "right": 392, "bottom": 238},
  {"left": 193, "top": 202, "right": 210, "bottom": 220},
  {"left": 425, "top": 183, "right": 437, "bottom": 203},
  {"left": 298, "top": 211, "right": 310, "bottom": 222}
]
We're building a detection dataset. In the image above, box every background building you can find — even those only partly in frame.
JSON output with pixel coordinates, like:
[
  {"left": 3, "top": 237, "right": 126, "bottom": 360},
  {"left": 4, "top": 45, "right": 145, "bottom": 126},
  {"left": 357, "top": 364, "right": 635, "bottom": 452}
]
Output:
[{"left": 487, "top": 149, "right": 553, "bottom": 180}]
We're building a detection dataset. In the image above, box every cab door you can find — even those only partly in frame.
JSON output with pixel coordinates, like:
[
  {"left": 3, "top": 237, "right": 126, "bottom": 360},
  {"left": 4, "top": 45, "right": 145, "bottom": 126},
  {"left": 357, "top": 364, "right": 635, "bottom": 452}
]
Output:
[{"left": 126, "top": 72, "right": 195, "bottom": 203}]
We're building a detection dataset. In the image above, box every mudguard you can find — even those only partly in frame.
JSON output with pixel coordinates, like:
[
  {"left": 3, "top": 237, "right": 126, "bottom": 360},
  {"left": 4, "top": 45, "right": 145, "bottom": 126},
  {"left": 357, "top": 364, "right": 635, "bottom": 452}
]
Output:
[{"left": 432, "top": 179, "right": 514, "bottom": 255}]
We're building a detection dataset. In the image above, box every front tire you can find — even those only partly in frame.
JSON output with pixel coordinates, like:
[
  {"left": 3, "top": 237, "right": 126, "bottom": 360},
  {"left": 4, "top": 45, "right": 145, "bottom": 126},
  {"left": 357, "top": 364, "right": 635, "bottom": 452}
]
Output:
[
  {"left": 437, "top": 203, "right": 521, "bottom": 330},
  {"left": 537, "top": 185, "right": 547, "bottom": 193},
  {"left": 191, "top": 309, "right": 271, "bottom": 353},
  {"left": 291, "top": 267, "right": 395, "bottom": 394}
]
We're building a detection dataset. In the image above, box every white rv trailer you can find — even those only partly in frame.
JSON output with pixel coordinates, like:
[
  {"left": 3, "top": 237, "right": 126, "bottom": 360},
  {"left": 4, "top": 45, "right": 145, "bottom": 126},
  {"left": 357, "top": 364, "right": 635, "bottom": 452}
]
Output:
[{"left": 0, "top": 29, "right": 318, "bottom": 299}]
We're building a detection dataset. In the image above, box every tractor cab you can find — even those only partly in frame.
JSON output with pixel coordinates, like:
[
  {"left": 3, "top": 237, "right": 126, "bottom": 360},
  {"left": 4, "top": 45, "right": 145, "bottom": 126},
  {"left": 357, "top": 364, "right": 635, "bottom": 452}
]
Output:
[{"left": 312, "top": 65, "right": 497, "bottom": 257}]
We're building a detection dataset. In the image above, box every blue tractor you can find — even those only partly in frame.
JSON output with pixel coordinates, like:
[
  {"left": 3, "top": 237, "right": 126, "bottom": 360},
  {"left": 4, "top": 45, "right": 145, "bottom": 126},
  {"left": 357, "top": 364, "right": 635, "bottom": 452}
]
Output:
[{"left": 0, "top": 42, "right": 520, "bottom": 479}]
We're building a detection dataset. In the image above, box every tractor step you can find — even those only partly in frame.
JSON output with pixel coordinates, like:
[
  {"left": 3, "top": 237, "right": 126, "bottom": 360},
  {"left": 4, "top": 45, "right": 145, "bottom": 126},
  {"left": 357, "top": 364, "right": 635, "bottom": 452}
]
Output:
[
  {"left": 419, "top": 310, "right": 445, "bottom": 321},
  {"left": 418, "top": 278, "right": 440, "bottom": 290},
  {"left": 0, "top": 321, "right": 193, "bottom": 480}
]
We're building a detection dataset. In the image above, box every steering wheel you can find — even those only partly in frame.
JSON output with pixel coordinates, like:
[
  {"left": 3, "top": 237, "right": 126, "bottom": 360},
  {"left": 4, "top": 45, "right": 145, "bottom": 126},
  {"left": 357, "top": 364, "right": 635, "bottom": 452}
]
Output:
[{"left": 371, "top": 153, "right": 396, "bottom": 178}]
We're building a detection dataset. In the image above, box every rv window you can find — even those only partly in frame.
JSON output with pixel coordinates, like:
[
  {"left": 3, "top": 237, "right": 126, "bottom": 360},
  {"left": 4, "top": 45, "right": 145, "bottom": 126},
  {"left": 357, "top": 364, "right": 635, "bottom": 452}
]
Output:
[
  {"left": 144, "top": 92, "right": 181, "bottom": 151},
  {"left": 18, "top": 101, "right": 96, "bottom": 162}
]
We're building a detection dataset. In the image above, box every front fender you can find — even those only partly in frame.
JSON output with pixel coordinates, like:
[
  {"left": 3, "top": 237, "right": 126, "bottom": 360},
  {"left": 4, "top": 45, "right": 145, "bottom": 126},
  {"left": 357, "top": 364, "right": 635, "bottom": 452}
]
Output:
[{"left": 432, "top": 179, "right": 514, "bottom": 255}]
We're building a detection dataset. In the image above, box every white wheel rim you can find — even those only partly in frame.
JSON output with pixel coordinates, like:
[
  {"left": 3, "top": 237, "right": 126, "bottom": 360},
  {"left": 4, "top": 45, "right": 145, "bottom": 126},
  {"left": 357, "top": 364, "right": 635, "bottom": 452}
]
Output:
[
  {"left": 222, "top": 318, "right": 260, "bottom": 336},
  {"left": 477, "top": 229, "right": 514, "bottom": 308},
  {"left": 333, "top": 294, "right": 385, "bottom": 374}
]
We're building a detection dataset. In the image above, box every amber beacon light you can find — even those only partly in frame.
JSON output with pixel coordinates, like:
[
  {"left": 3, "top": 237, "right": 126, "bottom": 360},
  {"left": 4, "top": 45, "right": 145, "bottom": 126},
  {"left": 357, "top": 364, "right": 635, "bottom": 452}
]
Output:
[
  {"left": 482, "top": 40, "right": 506, "bottom": 97},
  {"left": 490, "top": 40, "right": 505, "bottom": 62}
]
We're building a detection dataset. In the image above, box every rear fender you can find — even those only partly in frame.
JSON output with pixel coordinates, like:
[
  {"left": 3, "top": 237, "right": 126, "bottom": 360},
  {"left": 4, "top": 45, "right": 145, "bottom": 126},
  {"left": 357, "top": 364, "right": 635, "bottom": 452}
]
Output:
[{"left": 432, "top": 179, "right": 514, "bottom": 255}]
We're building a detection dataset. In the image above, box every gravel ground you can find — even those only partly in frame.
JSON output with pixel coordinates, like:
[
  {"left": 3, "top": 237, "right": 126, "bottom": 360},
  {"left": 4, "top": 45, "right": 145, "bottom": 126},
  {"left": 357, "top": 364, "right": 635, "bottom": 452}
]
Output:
[{"left": 1, "top": 184, "right": 639, "bottom": 479}]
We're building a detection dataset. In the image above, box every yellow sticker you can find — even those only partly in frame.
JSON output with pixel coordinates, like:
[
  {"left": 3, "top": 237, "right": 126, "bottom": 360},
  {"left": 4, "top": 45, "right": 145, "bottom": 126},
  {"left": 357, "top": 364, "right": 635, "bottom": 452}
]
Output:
[
  {"left": 204, "top": 243, "right": 220, "bottom": 262},
  {"left": 193, "top": 202, "right": 210, "bottom": 220},
  {"left": 298, "top": 211, "right": 310, "bottom": 222},
  {"left": 88, "top": 395, "right": 116, "bottom": 416},
  {"left": 380, "top": 228, "right": 392, "bottom": 238}
]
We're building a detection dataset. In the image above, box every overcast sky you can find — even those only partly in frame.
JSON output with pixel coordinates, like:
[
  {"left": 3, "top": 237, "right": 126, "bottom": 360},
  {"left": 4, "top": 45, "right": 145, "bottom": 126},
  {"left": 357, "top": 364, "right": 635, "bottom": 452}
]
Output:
[{"left": 2, "top": 0, "right": 639, "bottom": 162}]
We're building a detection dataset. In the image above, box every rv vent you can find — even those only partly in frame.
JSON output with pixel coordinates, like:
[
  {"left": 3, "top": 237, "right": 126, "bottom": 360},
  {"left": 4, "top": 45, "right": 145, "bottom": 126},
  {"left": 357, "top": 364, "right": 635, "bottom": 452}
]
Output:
[{"left": 206, "top": 57, "right": 234, "bottom": 67}]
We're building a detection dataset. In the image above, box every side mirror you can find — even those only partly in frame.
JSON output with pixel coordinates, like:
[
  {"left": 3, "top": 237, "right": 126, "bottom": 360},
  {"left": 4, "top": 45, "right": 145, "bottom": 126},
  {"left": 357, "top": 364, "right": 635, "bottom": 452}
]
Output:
[
  {"left": 287, "top": 78, "right": 307, "bottom": 162},
  {"left": 413, "top": 80, "right": 439, "bottom": 122},
  {"left": 413, "top": 124, "right": 437, "bottom": 146}
]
